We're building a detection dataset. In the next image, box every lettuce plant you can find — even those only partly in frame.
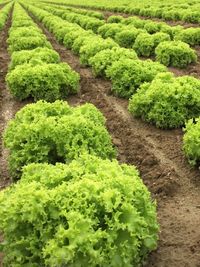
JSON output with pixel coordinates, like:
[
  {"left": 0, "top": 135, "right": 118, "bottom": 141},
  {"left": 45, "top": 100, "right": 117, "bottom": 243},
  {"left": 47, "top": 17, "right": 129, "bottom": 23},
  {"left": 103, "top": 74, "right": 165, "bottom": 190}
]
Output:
[
  {"left": 144, "top": 21, "right": 163, "bottom": 34},
  {"left": 4, "top": 101, "right": 116, "bottom": 179},
  {"left": 133, "top": 32, "right": 170, "bottom": 57},
  {"left": 0, "top": 155, "right": 158, "bottom": 266},
  {"left": 107, "top": 15, "right": 124, "bottom": 23},
  {"left": 106, "top": 58, "right": 167, "bottom": 98},
  {"left": 175, "top": 28, "right": 200, "bottom": 46},
  {"left": 8, "top": 35, "right": 52, "bottom": 53},
  {"left": 71, "top": 33, "right": 95, "bottom": 55},
  {"left": 133, "top": 33, "right": 155, "bottom": 57},
  {"left": 129, "top": 72, "right": 200, "bottom": 128},
  {"left": 80, "top": 37, "right": 118, "bottom": 65},
  {"left": 7, "top": 27, "right": 43, "bottom": 45},
  {"left": 6, "top": 63, "right": 80, "bottom": 101},
  {"left": 89, "top": 47, "right": 138, "bottom": 77},
  {"left": 63, "top": 29, "right": 88, "bottom": 49},
  {"left": 9, "top": 47, "right": 60, "bottom": 70},
  {"left": 155, "top": 41, "right": 197, "bottom": 68},
  {"left": 115, "top": 28, "right": 145, "bottom": 48},
  {"left": 0, "top": 3, "right": 12, "bottom": 31},
  {"left": 183, "top": 119, "right": 200, "bottom": 166},
  {"left": 98, "top": 23, "right": 123, "bottom": 39}
]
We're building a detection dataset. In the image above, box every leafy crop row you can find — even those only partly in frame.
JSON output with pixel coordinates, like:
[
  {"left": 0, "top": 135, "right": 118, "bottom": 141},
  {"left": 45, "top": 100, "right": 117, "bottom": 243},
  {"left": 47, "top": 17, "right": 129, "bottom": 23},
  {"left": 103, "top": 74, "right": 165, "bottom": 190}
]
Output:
[
  {"left": 0, "top": 2, "right": 12, "bottom": 31},
  {"left": 47, "top": 3, "right": 104, "bottom": 19},
  {"left": 24, "top": 3, "right": 200, "bottom": 132},
  {"left": 6, "top": 3, "right": 80, "bottom": 101},
  {"left": 183, "top": 119, "right": 200, "bottom": 166},
  {"left": 0, "top": 93, "right": 158, "bottom": 266},
  {"left": 39, "top": 3, "right": 198, "bottom": 68},
  {"left": 108, "top": 15, "right": 200, "bottom": 46},
  {"left": 51, "top": 0, "right": 200, "bottom": 24},
  {"left": 44, "top": 3, "right": 200, "bottom": 47},
  {"left": 129, "top": 72, "right": 200, "bottom": 128},
  {"left": 40, "top": 4, "right": 104, "bottom": 33},
  {"left": 24, "top": 3, "right": 167, "bottom": 98},
  {"left": 155, "top": 41, "right": 197, "bottom": 68},
  {"left": 0, "top": 153, "right": 159, "bottom": 266},
  {"left": 4, "top": 100, "right": 116, "bottom": 180}
]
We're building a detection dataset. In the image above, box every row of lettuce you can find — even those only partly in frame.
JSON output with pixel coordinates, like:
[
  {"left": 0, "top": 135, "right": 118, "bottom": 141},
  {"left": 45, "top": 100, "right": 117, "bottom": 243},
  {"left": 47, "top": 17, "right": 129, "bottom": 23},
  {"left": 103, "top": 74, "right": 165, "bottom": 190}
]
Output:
[
  {"left": 0, "top": 3, "right": 160, "bottom": 267},
  {"left": 41, "top": 2, "right": 200, "bottom": 47},
  {"left": 0, "top": 2, "right": 12, "bottom": 31},
  {"left": 47, "top": 2, "right": 105, "bottom": 19},
  {"left": 21, "top": 3, "right": 200, "bottom": 163},
  {"left": 31, "top": 2, "right": 199, "bottom": 69},
  {"left": 6, "top": 3, "right": 80, "bottom": 101},
  {"left": 42, "top": 0, "right": 200, "bottom": 24}
]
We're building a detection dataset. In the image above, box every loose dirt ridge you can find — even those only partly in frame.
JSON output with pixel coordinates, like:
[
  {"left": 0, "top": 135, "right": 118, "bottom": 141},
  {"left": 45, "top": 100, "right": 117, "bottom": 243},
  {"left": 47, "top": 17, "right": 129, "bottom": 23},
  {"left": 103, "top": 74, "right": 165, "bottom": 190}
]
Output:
[{"left": 0, "top": 6, "right": 200, "bottom": 267}]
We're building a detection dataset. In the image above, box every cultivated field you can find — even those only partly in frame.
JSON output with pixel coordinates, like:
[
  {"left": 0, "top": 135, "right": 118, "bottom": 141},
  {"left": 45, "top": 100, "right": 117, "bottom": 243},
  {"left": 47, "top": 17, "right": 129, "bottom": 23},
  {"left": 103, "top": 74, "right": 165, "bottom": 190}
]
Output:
[{"left": 0, "top": 0, "right": 200, "bottom": 266}]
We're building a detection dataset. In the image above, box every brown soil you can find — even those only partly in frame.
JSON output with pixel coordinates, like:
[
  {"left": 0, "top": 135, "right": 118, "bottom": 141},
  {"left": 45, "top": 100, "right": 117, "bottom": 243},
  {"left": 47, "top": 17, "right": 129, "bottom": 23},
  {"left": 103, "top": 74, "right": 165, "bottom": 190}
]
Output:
[{"left": 0, "top": 6, "right": 200, "bottom": 267}]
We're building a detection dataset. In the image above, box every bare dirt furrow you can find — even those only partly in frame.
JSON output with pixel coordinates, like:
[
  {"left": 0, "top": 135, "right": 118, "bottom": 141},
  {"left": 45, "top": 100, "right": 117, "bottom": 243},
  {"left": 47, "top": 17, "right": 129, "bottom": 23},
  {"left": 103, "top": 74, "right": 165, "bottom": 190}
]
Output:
[{"left": 28, "top": 9, "right": 200, "bottom": 267}]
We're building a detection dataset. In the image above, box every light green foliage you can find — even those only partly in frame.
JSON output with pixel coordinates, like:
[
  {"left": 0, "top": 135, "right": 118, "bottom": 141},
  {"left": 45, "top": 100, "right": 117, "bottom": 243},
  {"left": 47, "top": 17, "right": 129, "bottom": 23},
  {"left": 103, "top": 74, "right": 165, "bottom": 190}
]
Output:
[
  {"left": 0, "top": 3, "right": 12, "bottom": 31},
  {"left": 183, "top": 119, "right": 200, "bottom": 165},
  {"left": 155, "top": 41, "right": 197, "bottom": 68},
  {"left": 133, "top": 32, "right": 170, "bottom": 57},
  {"left": 63, "top": 29, "right": 85, "bottom": 48},
  {"left": 7, "top": 27, "right": 43, "bottom": 45},
  {"left": 84, "top": 17, "right": 105, "bottom": 32},
  {"left": 106, "top": 58, "right": 167, "bottom": 98},
  {"left": 63, "top": 29, "right": 93, "bottom": 49},
  {"left": 175, "top": 28, "right": 200, "bottom": 46},
  {"left": 89, "top": 47, "right": 138, "bottom": 77},
  {"left": 57, "top": 5, "right": 104, "bottom": 19},
  {"left": 6, "top": 63, "right": 80, "bottom": 101},
  {"left": 43, "top": 5, "right": 104, "bottom": 33},
  {"left": 153, "top": 32, "right": 171, "bottom": 47},
  {"left": 162, "top": 9, "right": 182, "bottom": 21},
  {"left": 133, "top": 33, "right": 155, "bottom": 57},
  {"left": 80, "top": 37, "right": 118, "bottom": 65},
  {"left": 54, "top": 25, "right": 76, "bottom": 43},
  {"left": 11, "top": 19, "right": 36, "bottom": 28},
  {"left": 71, "top": 33, "right": 95, "bottom": 54},
  {"left": 160, "top": 24, "right": 183, "bottom": 39},
  {"left": 98, "top": 23, "right": 123, "bottom": 39},
  {"left": 115, "top": 28, "right": 145, "bottom": 48},
  {"left": 122, "top": 16, "right": 146, "bottom": 28},
  {"left": 3, "top": 101, "right": 116, "bottom": 179},
  {"left": 129, "top": 72, "right": 200, "bottom": 128},
  {"left": 107, "top": 15, "right": 124, "bottom": 23},
  {"left": 35, "top": 0, "right": 200, "bottom": 25},
  {"left": 9, "top": 47, "right": 60, "bottom": 70},
  {"left": 0, "top": 155, "right": 158, "bottom": 266},
  {"left": 182, "top": 11, "right": 200, "bottom": 23},
  {"left": 144, "top": 21, "right": 163, "bottom": 34},
  {"left": 8, "top": 35, "right": 52, "bottom": 53}
]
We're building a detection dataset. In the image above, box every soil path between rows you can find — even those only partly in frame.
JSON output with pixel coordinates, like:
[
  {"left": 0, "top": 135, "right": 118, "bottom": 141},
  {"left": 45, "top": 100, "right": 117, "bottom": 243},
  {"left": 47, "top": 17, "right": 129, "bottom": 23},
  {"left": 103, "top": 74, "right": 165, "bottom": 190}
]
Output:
[{"left": 27, "top": 8, "right": 200, "bottom": 267}]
